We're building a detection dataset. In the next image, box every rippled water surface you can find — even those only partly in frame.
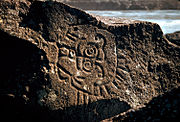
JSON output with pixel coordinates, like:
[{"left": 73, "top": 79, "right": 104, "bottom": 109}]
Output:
[{"left": 87, "top": 10, "right": 180, "bottom": 34}]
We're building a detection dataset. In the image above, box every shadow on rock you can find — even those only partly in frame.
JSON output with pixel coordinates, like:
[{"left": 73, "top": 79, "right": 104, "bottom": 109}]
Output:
[
  {"left": 57, "top": 98, "right": 131, "bottom": 122},
  {"left": 0, "top": 30, "right": 49, "bottom": 122},
  {"left": 0, "top": 96, "right": 130, "bottom": 122}
]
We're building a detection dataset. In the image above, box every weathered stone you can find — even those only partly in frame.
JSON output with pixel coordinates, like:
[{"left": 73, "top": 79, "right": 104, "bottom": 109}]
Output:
[{"left": 0, "top": 0, "right": 179, "bottom": 122}]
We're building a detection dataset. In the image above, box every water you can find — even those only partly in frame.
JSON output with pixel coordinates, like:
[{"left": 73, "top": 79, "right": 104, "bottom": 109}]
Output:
[{"left": 87, "top": 10, "right": 180, "bottom": 34}]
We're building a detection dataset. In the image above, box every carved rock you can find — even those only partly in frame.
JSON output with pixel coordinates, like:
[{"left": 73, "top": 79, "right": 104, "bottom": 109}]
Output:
[{"left": 0, "top": 0, "right": 179, "bottom": 121}]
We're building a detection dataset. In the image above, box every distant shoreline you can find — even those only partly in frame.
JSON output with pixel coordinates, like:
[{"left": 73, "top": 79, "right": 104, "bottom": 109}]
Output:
[
  {"left": 86, "top": 10, "right": 180, "bottom": 34},
  {"left": 64, "top": 1, "right": 180, "bottom": 10}
]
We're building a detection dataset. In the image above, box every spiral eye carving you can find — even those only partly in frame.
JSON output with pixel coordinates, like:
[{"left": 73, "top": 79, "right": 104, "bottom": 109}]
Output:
[
  {"left": 84, "top": 45, "right": 98, "bottom": 58},
  {"left": 82, "top": 58, "right": 93, "bottom": 72}
]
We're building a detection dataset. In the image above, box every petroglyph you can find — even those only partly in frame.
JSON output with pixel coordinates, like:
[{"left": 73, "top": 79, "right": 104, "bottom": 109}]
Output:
[{"left": 57, "top": 27, "right": 117, "bottom": 96}]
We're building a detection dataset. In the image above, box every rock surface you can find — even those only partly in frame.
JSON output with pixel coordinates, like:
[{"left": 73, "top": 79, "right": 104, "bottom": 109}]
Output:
[{"left": 0, "top": 0, "right": 180, "bottom": 122}]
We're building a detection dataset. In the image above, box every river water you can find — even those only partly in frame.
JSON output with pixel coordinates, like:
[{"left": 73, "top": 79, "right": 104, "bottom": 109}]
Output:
[{"left": 87, "top": 10, "right": 180, "bottom": 34}]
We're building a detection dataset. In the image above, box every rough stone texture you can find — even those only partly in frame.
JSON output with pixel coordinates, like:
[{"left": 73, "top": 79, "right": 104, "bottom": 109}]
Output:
[{"left": 0, "top": 0, "right": 180, "bottom": 122}]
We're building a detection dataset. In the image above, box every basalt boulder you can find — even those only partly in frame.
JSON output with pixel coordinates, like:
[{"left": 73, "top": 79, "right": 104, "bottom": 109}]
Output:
[{"left": 0, "top": 0, "right": 179, "bottom": 122}]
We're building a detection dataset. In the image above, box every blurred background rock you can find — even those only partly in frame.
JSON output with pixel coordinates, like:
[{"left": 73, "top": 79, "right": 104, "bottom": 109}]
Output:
[{"left": 49, "top": 0, "right": 180, "bottom": 10}]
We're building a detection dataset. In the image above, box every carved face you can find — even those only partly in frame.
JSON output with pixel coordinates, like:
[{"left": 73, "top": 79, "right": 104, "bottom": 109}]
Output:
[{"left": 57, "top": 31, "right": 116, "bottom": 95}]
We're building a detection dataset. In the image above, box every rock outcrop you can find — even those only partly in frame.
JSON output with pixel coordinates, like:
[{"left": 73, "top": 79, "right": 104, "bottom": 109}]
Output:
[{"left": 0, "top": 0, "right": 179, "bottom": 122}]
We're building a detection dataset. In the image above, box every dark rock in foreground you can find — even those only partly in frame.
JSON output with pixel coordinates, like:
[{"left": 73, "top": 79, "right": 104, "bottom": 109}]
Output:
[{"left": 0, "top": 0, "right": 179, "bottom": 121}]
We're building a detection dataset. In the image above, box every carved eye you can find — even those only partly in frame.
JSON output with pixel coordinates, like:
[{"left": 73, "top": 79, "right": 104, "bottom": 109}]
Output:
[
  {"left": 69, "top": 49, "right": 76, "bottom": 58},
  {"left": 84, "top": 44, "right": 98, "bottom": 58},
  {"left": 59, "top": 47, "right": 69, "bottom": 56},
  {"left": 83, "top": 58, "right": 93, "bottom": 72}
]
